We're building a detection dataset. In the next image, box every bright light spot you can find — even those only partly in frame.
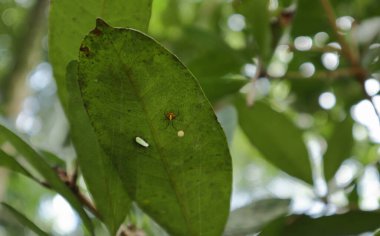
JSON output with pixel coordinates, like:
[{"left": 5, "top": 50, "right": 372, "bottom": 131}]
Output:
[
  {"left": 243, "top": 63, "right": 257, "bottom": 77},
  {"left": 1, "top": 8, "right": 17, "bottom": 26},
  {"left": 15, "top": 0, "right": 33, "bottom": 8},
  {"left": 28, "top": 63, "right": 53, "bottom": 91},
  {"left": 334, "top": 160, "right": 359, "bottom": 187},
  {"left": 227, "top": 14, "right": 246, "bottom": 32},
  {"left": 327, "top": 42, "right": 342, "bottom": 50},
  {"left": 299, "top": 62, "right": 315, "bottom": 78},
  {"left": 336, "top": 16, "right": 354, "bottom": 31},
  {"left": 351, "top": 97, "right": 380, "bottom": 143},
  {"left": 277, "top": 45, "right": 293, "bottom": 63},
  {"left": 269, "top": 0, "right": 278, "bottom": 11},
  {"left": 294, "top": 36, "right": 313, "bottom": 51},
  {"left": 296, "top": 113, "right": 314, "bottom": 129},
  {"left": 359, "top": 166, "right": 380, "bottom": 210},
  {"left": 314, "top": 32, "right": 329, "bottom": 47},
  {"left": 267, "top": 61, "right": 286, "bottom": 77},
  {"left": 255, "top": 78, "right": 271, "bottom": 95},
  {"left": 322, "top": 53, "right": 339, "bottom": 70},
  {"left": 52, "top": 195, "right": 79, "bottom": 234},
  {"left": 16, "top": 111, "right": 41, "bottom": 135},
  {"left": 369, "top": 43, "right": 380, "bottom": 50},
  {"left": 22, "top": 96, "right": 40, "bottom": 115},
  {"left": 353, "top": 123, "right": 368, "bottom": 141},
  {"left": 177, "top": 130, "right": 185, "bottom": 137},
  {"left": 365, "top": 78, "right": 380, "bottom": 96},
  {"left": 319, "top": 92, "right": 336, "bottom": 109}
]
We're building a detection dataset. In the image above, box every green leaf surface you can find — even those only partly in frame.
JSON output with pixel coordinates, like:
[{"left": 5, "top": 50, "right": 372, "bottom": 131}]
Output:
[
  {"left": 291, "top": 0, "right": 332, "bottom": 37},
  {"left": 0, "top": 149, "right": 32, "bottom": 177},
  {"left": 67, "top": 61, "right": 131, "bottom": 235},
  {"left": 1, "top": 203, "right": 49, "bottom": 236},
  {"left": 235, "top": 97, "right": 313, "bottom": 184},
  {"left": 0, "top": 122, "right": 93, "bottom": 234},
  {"left": 323, "top": 117, "right": 354, "bottom": 181},
  {"left": 77, "top": 19, "right": 232, "bottom": 236},
  {"left": 49, "top": 0, "right": 153, "bottom": 109},
  {"left": 261, "top": 211, "right": 380, "bottom": 236},
  {"left": 235, "top": 0, "right": 272, "bottom": 64},
  {"left": 224, "top": 198, "right": 290, "bottom": 236},
  {"left": 39, "top": 150, "right": 66, "bottom": 168}
]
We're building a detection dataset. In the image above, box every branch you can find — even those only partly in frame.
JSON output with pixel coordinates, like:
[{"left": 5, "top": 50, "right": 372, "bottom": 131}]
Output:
[
  {"left": 320, "top": 0, "right": 380, "bottom": 123},
  {"left": 284, "top": 67, "right": 365, "bottom": 80}
]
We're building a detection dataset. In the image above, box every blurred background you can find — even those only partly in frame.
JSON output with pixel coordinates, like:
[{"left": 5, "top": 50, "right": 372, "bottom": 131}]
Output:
[{"left": 0, "top": 0, "right": 380, "bottom": 235}]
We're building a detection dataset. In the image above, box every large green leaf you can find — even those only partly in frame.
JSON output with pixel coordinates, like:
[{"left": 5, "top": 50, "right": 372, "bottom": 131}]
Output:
[
  {"left": 1, "top": 203, "right": 49, "bottom": 236},
  {"left": 66, "top": 61, "right": 131, "bottom": 235},
  {"left": 234, "top": 0, "right": 272, "bottom": 64},
  {"left": 0, "top": 149, "right": 32, "bottom": 178},
  {"left": 323, "top": 117, "right": 354, "bottom": 181},
  {"left": 261, "top": 211, "right": 380, "bottom": 236},
  {"left": 49, "top": 0, "right": 153, "bottom": 109},
  {"left": 224, "top": 198, "right": 290, "bottom": 236},
  {"left": 0, "top": 122, "right": 93, "bottom": 234},
  {"left": 235, "top": 97, "right": 313, "bottom": 184},
  {"left": 76, "top": 19, "right": 232, "bottom": 236}
]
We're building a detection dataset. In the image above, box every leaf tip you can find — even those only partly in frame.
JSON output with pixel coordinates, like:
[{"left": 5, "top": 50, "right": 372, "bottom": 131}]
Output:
[{"left": 93, "top": 18, "right": 111, "bottom": 34}]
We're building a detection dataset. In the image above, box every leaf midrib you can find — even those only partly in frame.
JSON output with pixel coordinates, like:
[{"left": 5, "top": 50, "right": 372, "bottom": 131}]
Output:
[{"left": 104, "top": 31, "right": 195, "bottom": 235}]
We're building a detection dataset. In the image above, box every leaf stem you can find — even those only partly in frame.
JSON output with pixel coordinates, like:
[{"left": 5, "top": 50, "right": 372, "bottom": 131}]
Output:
[{"left": 320, "top": 0, "right": 380, "bottom": 123}]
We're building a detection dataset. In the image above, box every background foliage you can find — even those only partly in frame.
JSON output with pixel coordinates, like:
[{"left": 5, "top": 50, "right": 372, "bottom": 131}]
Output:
[{"left": 0, "top": 0, "right": 380, "bottom": 235}]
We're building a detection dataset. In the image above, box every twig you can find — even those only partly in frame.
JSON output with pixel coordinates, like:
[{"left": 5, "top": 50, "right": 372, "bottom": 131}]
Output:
[
  {"left": 41, "top": 167, "right": 100, "bottom": 218},
  {"left": 246, "top": 59, "right": 262, "bottom": 106},
  {"left": 284, "top": 67, "right": 365, "bottom": 80},
  {"left": 320, "top": 0, "right": 380, "bottom": 123}
]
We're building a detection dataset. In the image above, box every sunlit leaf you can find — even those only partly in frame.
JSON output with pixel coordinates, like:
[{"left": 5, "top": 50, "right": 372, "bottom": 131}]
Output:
[
  {"left": 67, "top": 61, "right": 131, "bottom": 235},
  {"left": 323, "top": 116, "right": 354, "bottom": 181},
  {"left": 0, "top": 122, "right": 93, "bottom": 234},
  {"left": 49, "top": 0, "right": 153, "bottom": 109},
  {"left": 76, "top": 19, "right": 232, "bottom": 236},
  {"left": 1, "top": 203, "right": 49, "bottom": 236},
  {"left": 235, "top": 97, "right": 313, "bottom": 184}
]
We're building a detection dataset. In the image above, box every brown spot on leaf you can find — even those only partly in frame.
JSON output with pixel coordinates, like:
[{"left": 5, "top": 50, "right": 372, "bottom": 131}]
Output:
[
  {"left": 91, "top": 27, "right": 102, "bottom": 36},
  {"left": 80, "top": 45, "right": 90, "bottom": 57}
]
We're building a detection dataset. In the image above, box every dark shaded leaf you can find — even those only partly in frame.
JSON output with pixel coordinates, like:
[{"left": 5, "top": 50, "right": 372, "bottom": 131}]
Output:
[
  {"left": 67, "top": 61, "right": 131, "bottom": 235},
  {"left": 224, "top": 198, "right": 290, "bottom": 236},
  {"left": 235, "top": 97, "right": 313, "bottom": 184},
  {"left": 262, "top": 211, "right": 380, "bottom": 236},
  {"left": 0, "top": 149, "right": 32, "bottom": 177},
  {"left": 0, "top": 122, "right": 93, "bottom": 234},
  {"left": 235, "top": 0, "right": 272, "bottom": 64},
  {"left": 1, "top": 202, "right": 49, "bottom": 236},
  {"left": 323, "top": 116, "right": 354, "bottom": 181}
]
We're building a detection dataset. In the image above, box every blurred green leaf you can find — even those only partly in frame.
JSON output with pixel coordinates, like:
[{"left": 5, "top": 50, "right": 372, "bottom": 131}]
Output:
[
  {"left": 323, "top": 116, "right": 354, "bottom": 181},
  {"left": 49, "top": 0, "right": 153, "bottom": 109},
  {"left": 77, "top": 19, "right": 232, "bottom": 235},
  {"left": 235, "top": 97, "right": 313, "bottom": 184},
  {"left": 171, "top": 27, "right": 246, "bottom": 102},
  {"left": 0, "top": 149, "right": 32, "bottom": 178},
  {"left": 38, "top": 150, "right": 66, "bottom": 168},
  {"left": 1, "top": 202, "right": 49, "bottom": 236},
  {"left": 261, "top": 211, "right": 380, "bottom": 236},
  {"left": 224, "top": 198, "right": 290, "bottom": 236},
  {"left": 0, "top": 121, "right": 93, "bottom": 234},
  {"left": 291, "top": 1, "right": 331, "bottom": 37},
  {"left": 67, "top": 61, "right": 131, "bottom": 235},
  {"left": 235, "top": 0, "right": 272, "bottom": 64}
]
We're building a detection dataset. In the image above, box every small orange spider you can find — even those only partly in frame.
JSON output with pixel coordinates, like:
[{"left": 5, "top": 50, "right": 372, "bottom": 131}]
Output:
[{"left": 164, "top": 111, "right": 179, "bottom": 129}]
